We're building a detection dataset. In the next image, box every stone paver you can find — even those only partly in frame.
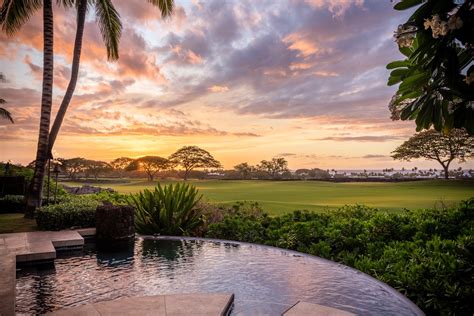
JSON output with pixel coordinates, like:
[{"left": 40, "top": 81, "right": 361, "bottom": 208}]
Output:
[
  {"left": 283, "top": 301, "right": 356, "bottom": 316},
  {"left": 0, "top": 255, "right": 16, "bottom": 316},
  {"left": 47, "top": 294, "right": 234, "bottom": 316},
  {"left": 0, "top": 230, "right": 86, "bottom": 316}
]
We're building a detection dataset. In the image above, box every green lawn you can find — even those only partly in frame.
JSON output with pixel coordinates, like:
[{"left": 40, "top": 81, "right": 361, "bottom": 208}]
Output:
[
  {"left": 0, "top": 213, "right": 37, "bottom": 234},
  {"left": 61, "top": 179, "right": 474, "bottom": 215}
]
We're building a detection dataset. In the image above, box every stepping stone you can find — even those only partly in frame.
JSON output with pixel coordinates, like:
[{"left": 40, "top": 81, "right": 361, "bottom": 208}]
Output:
[
  {"left": 283, "top": 301, "right": 355, "bottom": 316},
  {"left": 47, "top": 293, "right": 234, "bottom": 316},
  {"left": 0, "top": 255, "right": 15, "bottom": 316}
]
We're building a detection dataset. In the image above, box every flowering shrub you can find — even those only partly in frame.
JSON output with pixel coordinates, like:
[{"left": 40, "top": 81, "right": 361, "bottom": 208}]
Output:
[{"left": 388, "top": 0, "right": 474, "bottom": 134}]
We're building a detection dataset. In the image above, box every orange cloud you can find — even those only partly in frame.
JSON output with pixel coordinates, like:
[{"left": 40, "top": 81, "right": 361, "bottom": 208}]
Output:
[{"left": 208, "top": 85, "right": 229, "bottom": 93}]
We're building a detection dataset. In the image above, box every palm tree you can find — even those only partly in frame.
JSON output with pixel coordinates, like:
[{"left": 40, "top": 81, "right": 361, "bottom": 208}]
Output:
[
  {"left": 1, "top": 0, "right": 54, "bottom": 216},
  {"left": 0, "top": 107, "right": 14, "bottom": 123},
  {"left": 0, "top": 73, "right": 14, "bottom": 123},
  {"left": 1, "top": 0, "right": 174, "bottom": 215},
  {"left": 47, "top": 0, "right": 174, "bottom": 155}
]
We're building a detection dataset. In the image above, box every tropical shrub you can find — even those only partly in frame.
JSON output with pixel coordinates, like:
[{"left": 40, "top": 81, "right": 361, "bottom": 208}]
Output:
[
  {"left": 36, "top": 198, "right": 100, "bottom": 230},
  {"left": 128, "top": 183, "right": 203, "bottom": 235},
  {"left": 205, "top": 199, "right": 474, "bottom": 315},
  {"left": 35, "top": 191, "right": 127, "bottom": 230},
  {"left": 0, "top": 195, "right": 25, "bottom": 213}
]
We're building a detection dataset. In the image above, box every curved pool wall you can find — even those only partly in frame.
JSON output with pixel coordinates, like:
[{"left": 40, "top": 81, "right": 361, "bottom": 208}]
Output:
[{"left": 16, "top": 236, "right": 424, "bottom": 315}]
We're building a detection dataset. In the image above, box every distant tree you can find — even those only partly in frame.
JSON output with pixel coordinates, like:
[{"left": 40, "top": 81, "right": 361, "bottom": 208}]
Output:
[
  {"left": 110, "top": 157, "right": 134, "bottom": 178},
  {"left": 392, "top": 129, "right": 474, "bottom": 179},
  {"left": 257, "top": 157, "right": 289, "bottom": 179},
  {"left": 311, "top": 168, "right": 330, "bottom": 179},
  {"left": 127, "top": 156, "right": 169, "bottom": 181},
  {"left": 0, "top": 73, "right": 13, "bottom": 123},
  {"left": 85, "top": 160, "right": 112, "bottom": 180},
  {"left": 60, "top": 158, "right": 89, "bottom": 179},
  {"left": 169, "top": 146, "right": 222, "bottom": 180},
  {"left": 234, "top": 162, "right": 253, "bottom": 179}
]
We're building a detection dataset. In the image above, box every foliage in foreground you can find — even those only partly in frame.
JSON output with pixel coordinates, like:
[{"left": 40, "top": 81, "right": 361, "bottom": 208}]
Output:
[
  {"left": 129, "top": 183, "right": 203, "bottom": 235},
  {"left": 205, "top": 199, "right": 474, "bottom": 315},
  {"left": 388, "top": 0, "right": 473, "bottom": 134}
]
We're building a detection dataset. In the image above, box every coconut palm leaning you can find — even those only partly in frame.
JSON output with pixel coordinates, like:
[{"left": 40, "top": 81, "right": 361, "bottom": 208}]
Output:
[
  {"left": 0, "top": 0, "right": 174, "bottom": 216},
  {"left": 1, "top": 0, "right": 54, "bottom": 217}
]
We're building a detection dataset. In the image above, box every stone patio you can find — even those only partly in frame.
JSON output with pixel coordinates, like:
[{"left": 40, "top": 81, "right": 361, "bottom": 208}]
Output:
[
  {"left": 0, "top": 229, "right": 88, "bottom": 316},
  {"left": 283, "top": 301, "right": 356, "bottom": 316},
  {"left": 47, "top": 293, "right": 234, "bottom": 316}
]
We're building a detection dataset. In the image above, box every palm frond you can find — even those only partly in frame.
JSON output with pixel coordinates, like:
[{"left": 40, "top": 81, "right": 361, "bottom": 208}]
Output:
[
  {"left": 95, "top": 0, "right": 122, "bottom": 61},
  {"left": 147, "top": 0, "right": 174, "bottom": 18},
  {"left": 0, "top": 107, "right": 14, "bottom": 123},
  {"left": 0, "top": 0, "right": 42, "bottom": 36}
]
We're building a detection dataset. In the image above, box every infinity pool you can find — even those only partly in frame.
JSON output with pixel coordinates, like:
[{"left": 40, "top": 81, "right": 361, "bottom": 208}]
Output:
[{"left": 16, "top": 237, "right": 423, "bottom": 315}]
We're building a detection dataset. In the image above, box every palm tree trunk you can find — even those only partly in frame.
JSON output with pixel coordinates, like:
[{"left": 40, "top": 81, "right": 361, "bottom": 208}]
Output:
[
  {"left": 25, "top": 0, "right": 54, "bottom": 217},
  {"left": 48, "top": 0, "right": 87, "bottom": 156}
]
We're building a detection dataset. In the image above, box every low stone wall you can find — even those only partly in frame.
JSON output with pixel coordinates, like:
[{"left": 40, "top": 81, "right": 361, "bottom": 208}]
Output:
[{"left": 62, "top": 184, "right": 115, "bottom": 195}]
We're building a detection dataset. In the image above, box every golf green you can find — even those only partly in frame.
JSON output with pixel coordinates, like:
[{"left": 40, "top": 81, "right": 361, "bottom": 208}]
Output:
[{"left": 60, "top": 179, "right": 474, "bottom": 215}]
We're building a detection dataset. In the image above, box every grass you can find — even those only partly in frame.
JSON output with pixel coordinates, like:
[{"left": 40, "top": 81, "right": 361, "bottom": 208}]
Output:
[
  {"left": 0, "top": 213, "right": 37, "bottom": 234},
  {"left": 60, "top": 179, "right": 474, "bottom": 215}
]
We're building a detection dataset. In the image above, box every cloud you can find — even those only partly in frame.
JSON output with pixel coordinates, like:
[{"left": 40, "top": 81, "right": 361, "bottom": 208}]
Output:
[
  {"left": 362, "top": 154, "right": 389, "bottom": 159},
  {"left": 313, "top": 135, "right": 405, "bottom": 142},
  {"left": 208, "top": 85, "right": 229, "bottom": 92}
]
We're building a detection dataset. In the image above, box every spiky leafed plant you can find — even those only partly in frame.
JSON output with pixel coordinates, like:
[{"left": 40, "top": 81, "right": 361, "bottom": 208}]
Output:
[
  {"left": 0, "top": 0, "right": 174, "bottom": 216},
  {"left": 129, "top": 183, "right": 203, "bottom": 236}
]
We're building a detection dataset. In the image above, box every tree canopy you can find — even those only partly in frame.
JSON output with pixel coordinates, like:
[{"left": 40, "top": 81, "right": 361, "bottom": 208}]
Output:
[
  {"left": 392, "top": 128, "right": 474, "bottom": 179},
  {"left": 169, "top": 146, "right": 222, "bottom": 180},
  {"left": 127, "top": 156, "right": 169, "bottom": 181},
  {"left": 257, "top": 157, "right": 289, "bottom": 179},
  {"left": 388, "top": 0, "right": 473, "bottom": 134},
  {"left": 234, "top": 162, "right": 253, "bottom": 179}
]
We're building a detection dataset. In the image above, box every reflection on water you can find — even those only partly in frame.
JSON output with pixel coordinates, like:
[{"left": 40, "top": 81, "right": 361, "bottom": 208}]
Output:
[{"left": 16, "top": 237, "right": 422, "bottom": 315}]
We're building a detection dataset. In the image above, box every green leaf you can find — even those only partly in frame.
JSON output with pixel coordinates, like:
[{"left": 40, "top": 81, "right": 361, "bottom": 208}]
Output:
[
  {"left": 399, "top": 46, "right": 413, "bottom": 57},
  {"left": 388, "top": 76, "right": 403, "bottom": 86},
  {"left": 394, "top": 0, "right": 422, "bottom": 11},
  {"left": 386, "top": 60, "right": 409, "bottom": 69},
  {"left": 390, "top": 68, "right": 409, "bottom": 77},
  {"left": 399, "top": 72, "right": 429, "bottom": 91}
]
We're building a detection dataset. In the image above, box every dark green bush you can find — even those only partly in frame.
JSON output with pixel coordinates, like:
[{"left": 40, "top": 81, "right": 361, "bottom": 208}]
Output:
[
  {"left": 0, "top": 195, "right": 25, "bottom": 213},
  {"left": 36, "top": 197, "right": 100, "bottom": 230},
  {"left": 205, "top": 198, "right": 474, "bottom": 315},
  {"left": 36, "top": 191, "right": 128, "bottom": 230}
]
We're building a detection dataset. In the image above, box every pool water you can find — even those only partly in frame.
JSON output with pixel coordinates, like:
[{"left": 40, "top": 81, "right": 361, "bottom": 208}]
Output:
[{"left": 16, "top": 237, "right": 423, "bottom": 315}]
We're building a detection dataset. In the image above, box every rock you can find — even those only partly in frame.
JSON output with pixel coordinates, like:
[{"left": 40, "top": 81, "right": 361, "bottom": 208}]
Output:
[{"left": 62, "top": 184, "right": 116, "bottom": 195}]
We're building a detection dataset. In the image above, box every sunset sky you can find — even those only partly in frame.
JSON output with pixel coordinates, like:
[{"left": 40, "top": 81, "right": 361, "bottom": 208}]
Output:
[{"left": 1, "top": 0, "right": 472, "bottom": 170}]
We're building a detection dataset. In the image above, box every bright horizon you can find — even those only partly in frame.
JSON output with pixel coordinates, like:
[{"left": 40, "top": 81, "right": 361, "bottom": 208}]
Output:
[{"left": 1, "top": 0, "right": 473, "bottom": 170}]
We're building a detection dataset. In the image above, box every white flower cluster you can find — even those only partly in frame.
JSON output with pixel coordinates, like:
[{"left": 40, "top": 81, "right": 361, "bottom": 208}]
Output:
[
  {"left": 388, "top": 95, "right": 401, "bottom": 120},
  {"left": 395, "top": 24, "right": 417, "bottom": 48},
  {"left": 464, "top": 72, "right": 474, "bottom": 85},
  {"left": 424, "top": 15, "right": 463, "bottom": 39}
]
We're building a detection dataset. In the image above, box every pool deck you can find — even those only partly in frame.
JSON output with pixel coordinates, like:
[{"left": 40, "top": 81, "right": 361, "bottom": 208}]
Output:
[
  {"left": 283, "top": 301, "right": 356, "bottom": 316},
  {"left": 0, "top": 229, "right": 92, "bottom": 316},
  {"left": 47, "top": 293, "right": 235, "bottom": 316}
]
